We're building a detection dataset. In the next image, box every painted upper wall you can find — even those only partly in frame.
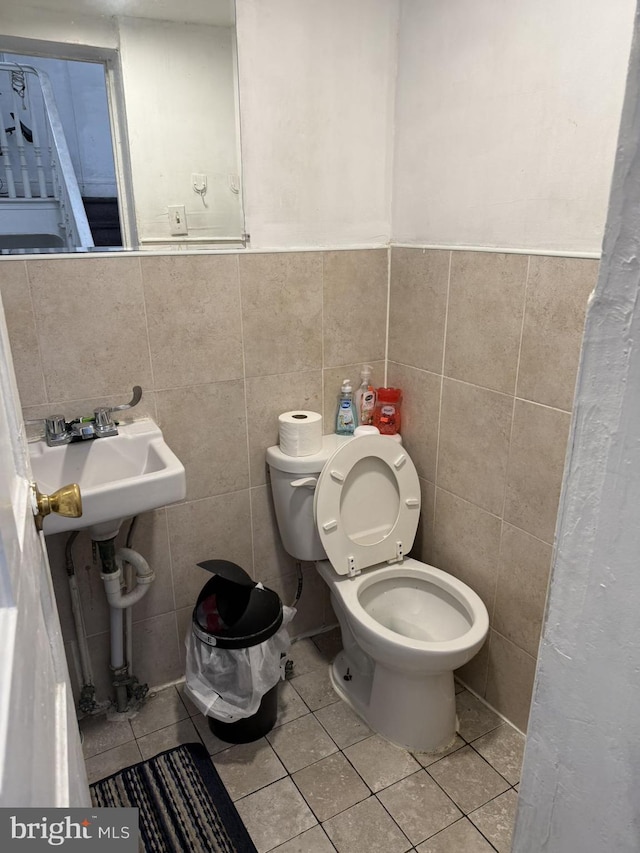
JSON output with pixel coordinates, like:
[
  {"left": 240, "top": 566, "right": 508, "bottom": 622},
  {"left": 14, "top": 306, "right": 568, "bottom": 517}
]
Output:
[
  {"left": 0, "top": 0, "right": 635, "bottom": 253},
  {"left": 392, "top": 0, "right": 636, "bottom": 253},
  {"left": 235, "top": 0, "right": 398, "bottom": 248}
]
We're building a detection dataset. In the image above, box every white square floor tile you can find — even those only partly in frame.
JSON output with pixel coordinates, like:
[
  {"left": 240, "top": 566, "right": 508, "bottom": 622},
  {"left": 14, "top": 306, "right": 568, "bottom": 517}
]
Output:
[
  {"left": 471, "top": 723, "right": 525, "bottom": 784},
  {"left": 426, "top": 746, "right": 510, "bottom": 814},
  {"left": 130, "top": 686, "right": 188, "bottom": 738},
  {"left": 343, "top": 735, "right": 421, "bottom": 793},
  {"left": 212, "top": 738, "right": 287, "bottom": 801},
  {"left": 415, "top": 818, "right": 495, "bottom": 852},
  {"left": 267, "top": 714, "right": 338, "bottom": 773},
  {"left": 136, "top": 717, "right": 199, "bottom": 760},
  {"left": 322, "top": 796, "right": 411, "bottom": 853},
  {"left": 377, "top": 770, "right": 462, "bottom": 845},
  {"left": 314, "top": 700, "right": 372, "bottom": 748},
  {"left": 85, "top": 741, "right": 142, "bottom": 785},
  {"left": 274, "top": 680, "right": 309, "bottom": 728},
  {"left": 455, "top": 690, "right": 503, "bottom": 741},
  {"left": 80, "top": 714, "right": 134, "bottom": 759},
  {"left": 289, "top": 667, "right": 339, "bottom": 711},
  {"left": 292, "top": 752, "right": 369, "bottom": 821},
  {"left": 270, "top": 824, "right": 337, "bottom": 852},
  {"left": 288, "top": 638, "right": 329, "bottom": 676},
  {"left": 468, "top": 788, "right": 518, "bottom": 853},
  {"left": 235, "top": 777, "right": 317, "bottom": 853}
]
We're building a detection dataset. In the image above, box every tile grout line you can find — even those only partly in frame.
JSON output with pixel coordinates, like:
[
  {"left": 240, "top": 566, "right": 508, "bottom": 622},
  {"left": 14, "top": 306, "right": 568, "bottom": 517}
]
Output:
[
  {"left": 160, "top": 508, "right": 179, "bottom": 621},
  {"left": 321, "top": 252, "right": 326, "bottom": 423},
  {"left": 430, "top": 250, "right": 453, "bottom": 546},
  {"left": 425, "top": 817, "right": 501, "bottom": 853},
  {"left": 235, "top": 254, "right": 257, "bottom": 579},
  {"left": 425, "top": 470, "right": 555, "bottom": 549},
  {"left": 466, "top": 740, "right": 520, "bottom": 788},
  {"left": 433, "top": 250, "right": 452, "bottom": 489},
  {"left": 370, "top": 785, "right": 418, "bottom": 849},
  {"left": 384, "top": 245, "right": 391, "bottom": 386},
  {"left": 465, "top": 784, "right": 519, "bottom": 853},
  {"left": 500, "top": 253, "right": 531, "bottom": 526},
  {"left": 137, "top": 255, "right": 156, "bottom": 394},
  {"left": 382, "top": 357, "right": 573, "bottom": 417}
]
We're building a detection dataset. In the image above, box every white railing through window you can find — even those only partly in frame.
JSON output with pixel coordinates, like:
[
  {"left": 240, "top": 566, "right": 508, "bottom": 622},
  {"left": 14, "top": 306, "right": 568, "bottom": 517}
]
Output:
[{"left": 0, "top": 62, "right": 93, "bottom": 249}]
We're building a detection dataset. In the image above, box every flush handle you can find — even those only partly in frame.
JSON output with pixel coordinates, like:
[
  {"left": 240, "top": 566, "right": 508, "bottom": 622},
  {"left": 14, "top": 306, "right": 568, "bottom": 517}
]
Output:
[
  {"left": 33, "top": 482, "right": 83, "bottom": 532},
  {"left": 290, "top": 477, "right": 318, "bottom": 489}
]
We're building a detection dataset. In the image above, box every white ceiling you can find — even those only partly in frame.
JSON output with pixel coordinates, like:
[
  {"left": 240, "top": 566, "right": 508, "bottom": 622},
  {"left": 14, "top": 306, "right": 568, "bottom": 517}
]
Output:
[{"left": 16, "top": 0, "right": 235, "bottom": 27}]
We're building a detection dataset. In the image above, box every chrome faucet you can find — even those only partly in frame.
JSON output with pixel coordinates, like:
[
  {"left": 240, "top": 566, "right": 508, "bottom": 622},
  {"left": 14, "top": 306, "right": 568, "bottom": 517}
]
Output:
[{"left": 30, "top": 386, "right": 142, "bottom": 447}]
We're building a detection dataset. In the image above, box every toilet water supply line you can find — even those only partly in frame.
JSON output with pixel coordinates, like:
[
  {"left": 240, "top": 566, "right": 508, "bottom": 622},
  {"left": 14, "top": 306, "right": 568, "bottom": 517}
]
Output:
[{"left": 292, "top": 560, "right": 303, "bottom": 607}]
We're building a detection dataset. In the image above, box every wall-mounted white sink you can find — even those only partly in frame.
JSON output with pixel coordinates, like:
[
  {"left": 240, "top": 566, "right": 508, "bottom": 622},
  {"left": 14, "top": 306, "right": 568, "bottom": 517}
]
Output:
[{"left": 29, "top": 418, "right": 186, "bottom": 540}]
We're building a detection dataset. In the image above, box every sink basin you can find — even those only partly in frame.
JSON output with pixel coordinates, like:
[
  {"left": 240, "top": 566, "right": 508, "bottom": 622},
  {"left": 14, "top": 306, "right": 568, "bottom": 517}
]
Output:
[{"left": 29, "top": 418, "right": 186, "bottom": 539}]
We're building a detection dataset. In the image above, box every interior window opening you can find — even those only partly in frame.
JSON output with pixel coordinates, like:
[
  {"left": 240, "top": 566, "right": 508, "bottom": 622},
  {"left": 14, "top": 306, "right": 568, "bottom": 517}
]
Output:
[{"left": 0, "top": 49, "right": 123, "bottom": 253}]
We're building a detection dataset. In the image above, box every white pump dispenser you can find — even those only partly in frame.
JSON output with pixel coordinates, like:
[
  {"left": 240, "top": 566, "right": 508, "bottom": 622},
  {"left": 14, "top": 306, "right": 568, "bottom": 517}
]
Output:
[
  {"left": 355, "top": 365, "right": 376, "bottom": 425},
  {"left": 335, "top": 379, "right": 357, "bottom": 435}
]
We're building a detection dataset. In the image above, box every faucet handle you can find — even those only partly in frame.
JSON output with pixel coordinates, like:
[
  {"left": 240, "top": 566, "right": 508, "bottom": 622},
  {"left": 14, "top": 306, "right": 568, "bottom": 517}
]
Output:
[
  {"left": 94, "top": 408, "right": 114, "bottom": 427},
  {"left": 24, "top": 415, "right": 68, "bottom": 444},
  {"left": 93, "top": 407, "right": 118, "bottom": 436},
  {"left": 38, "top": 414, "right": 72, "bottom": 446},
  {"left": 45, "top": 415, "right": 67, "bottom": 440},
  {"left": 111, "top": 385, "right": 142, "bottom": 412}
]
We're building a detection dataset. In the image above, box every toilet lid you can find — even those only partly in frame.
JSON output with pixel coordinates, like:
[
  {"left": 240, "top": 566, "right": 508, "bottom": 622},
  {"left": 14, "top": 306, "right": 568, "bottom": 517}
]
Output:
[{"left": 314, "top": 434, "right": 421, "bottom": 576}]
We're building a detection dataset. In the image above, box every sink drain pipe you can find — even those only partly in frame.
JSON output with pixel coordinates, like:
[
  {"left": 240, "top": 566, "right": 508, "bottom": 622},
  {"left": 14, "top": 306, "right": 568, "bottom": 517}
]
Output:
[{"left": 97, "top": 538, "right": 155, "bottom": 713}]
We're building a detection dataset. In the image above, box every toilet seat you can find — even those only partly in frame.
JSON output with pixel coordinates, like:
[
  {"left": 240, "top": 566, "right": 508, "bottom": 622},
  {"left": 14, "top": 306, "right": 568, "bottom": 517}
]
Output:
[{"left": 314, "top": 434, "right": 421, "bottom": 576}]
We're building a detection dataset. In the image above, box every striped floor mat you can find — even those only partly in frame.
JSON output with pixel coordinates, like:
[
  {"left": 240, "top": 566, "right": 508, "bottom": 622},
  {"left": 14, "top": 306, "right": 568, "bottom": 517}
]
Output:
[{"left": 90, "top": 742, "right": 257, "bottom": 853}]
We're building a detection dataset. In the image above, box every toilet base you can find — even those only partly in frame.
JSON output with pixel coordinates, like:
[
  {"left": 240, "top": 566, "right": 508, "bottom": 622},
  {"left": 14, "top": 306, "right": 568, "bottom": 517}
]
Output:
[{"left": 329, "top": 649, "right": 458, "bottom": 754}]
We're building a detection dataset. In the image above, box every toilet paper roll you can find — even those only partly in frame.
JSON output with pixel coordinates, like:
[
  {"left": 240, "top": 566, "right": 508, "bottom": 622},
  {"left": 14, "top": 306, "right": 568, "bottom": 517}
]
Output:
[{"left": 278, "top": 411, "right": 323, "bottom": 457}]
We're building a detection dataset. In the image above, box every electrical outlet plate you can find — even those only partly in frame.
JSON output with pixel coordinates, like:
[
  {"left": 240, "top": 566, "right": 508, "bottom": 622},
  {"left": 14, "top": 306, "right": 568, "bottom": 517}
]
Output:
[{"left": 168, "top": 204, "right": 187, "bottom": 236}]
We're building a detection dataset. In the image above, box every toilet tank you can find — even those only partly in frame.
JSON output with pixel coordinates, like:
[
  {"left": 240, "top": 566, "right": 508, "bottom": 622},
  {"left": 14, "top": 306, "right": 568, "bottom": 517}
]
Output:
[{"left": 266, "top": 435, "right": 353, "bottom": 561}]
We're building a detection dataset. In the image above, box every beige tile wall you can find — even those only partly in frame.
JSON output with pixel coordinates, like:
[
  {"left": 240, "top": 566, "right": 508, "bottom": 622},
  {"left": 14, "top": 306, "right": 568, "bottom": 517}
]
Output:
[
  {"left": 0, "top": 245, "right": 597, "bottom": 733},
  {"left": 388, "top": 248, "right": 598, "bottom": 731},
  {"left": 0, "top": 249, "right": 388, "bottom": 703}
]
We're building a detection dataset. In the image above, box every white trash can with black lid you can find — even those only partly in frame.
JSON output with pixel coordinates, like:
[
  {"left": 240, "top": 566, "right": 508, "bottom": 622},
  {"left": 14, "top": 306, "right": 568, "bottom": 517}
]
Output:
[{"left": 184, "top": 559, "right": 294, "bottom": 743}]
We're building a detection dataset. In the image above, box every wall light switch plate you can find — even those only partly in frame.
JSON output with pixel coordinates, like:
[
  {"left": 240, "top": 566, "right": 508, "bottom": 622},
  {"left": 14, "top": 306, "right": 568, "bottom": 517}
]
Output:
[{"left": 168, "top": 204, "right": 187, "bottom": 235}]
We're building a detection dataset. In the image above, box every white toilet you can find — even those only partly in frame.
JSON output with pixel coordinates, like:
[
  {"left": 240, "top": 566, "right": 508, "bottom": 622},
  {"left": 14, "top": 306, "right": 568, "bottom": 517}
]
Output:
[{"left": 266, "top": 433, "right": 489, "bottom": 753}]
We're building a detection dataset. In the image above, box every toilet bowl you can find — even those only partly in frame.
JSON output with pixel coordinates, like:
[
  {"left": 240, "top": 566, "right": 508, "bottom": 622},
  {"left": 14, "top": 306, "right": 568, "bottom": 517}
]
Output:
[{"left": 266, "top": 433, "right": 489, "bottom": 752}]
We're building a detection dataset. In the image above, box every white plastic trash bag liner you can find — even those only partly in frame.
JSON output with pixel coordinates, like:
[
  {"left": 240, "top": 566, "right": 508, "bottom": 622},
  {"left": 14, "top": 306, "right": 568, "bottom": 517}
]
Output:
[{"left": 184, "top": 606, "right": 295, "bottom": 722}]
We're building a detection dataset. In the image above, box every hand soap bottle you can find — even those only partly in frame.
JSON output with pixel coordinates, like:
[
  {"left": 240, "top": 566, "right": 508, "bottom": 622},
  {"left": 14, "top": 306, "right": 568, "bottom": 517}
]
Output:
[
  {"left": 373, "top": 387, "right": 402, "bottom": 435},
  {"left": 335, "top": 379, "right": 358, "bottom": 435},
  {"left": 355, "top": 364, "right": 376, "bottom": 425}
]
